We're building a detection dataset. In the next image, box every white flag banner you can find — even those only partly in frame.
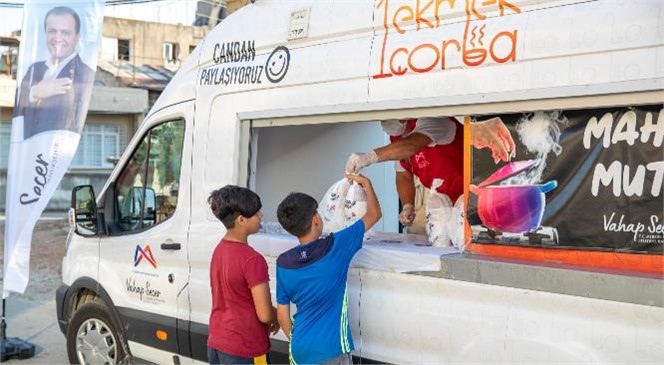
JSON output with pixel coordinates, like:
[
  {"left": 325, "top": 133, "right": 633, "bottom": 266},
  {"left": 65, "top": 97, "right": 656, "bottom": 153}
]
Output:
[{"left": 3, "top": 0, "right": 105, "bottom": 298}]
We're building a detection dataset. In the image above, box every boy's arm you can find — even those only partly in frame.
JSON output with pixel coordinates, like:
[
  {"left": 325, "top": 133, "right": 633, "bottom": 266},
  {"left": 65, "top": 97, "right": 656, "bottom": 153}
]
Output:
[
  {"left": 346, "top": 175, "right": 382, "bottom": 232},
  {"left": 277, "top": 304, "right": 292, "bottom": 339},
  {"left": 250, "top": 283, "right": 277, "bottom": 324}
]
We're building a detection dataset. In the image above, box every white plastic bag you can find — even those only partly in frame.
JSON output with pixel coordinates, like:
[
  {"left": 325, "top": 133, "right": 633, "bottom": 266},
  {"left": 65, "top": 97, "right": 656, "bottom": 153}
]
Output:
[
  {"left": 318, "top": 178, "right": 351, "bottom": 233},
  {"left": 449, "top": 196, "right": 466, "bottom": 252},
  {"left": 425, "top": 179, "right": 453, "bottom": 247},
  {"left": 344, "top": 182, "right": 367, "bottom": 227}
]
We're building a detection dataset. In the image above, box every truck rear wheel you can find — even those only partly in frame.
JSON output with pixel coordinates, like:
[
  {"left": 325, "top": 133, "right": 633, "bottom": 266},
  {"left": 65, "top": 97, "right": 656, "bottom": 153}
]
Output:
[{"left": 66, "top": 301, "right": 127, "bottom": 364}]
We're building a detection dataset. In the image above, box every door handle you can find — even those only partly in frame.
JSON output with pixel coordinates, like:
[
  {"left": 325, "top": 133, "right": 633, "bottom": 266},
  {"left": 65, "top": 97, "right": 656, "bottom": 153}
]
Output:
[{"left": 160, "top": 242, "right": 181, "bottom": 250}]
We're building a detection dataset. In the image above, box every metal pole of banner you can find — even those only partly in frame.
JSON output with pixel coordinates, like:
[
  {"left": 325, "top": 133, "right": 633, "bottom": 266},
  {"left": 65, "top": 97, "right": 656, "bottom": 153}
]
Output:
[
  {"left": 0, "top": 298, "right": 35, "bottom": 362},
  {"left": 0, "top": 299, "right": 5, "bottom": 340}
]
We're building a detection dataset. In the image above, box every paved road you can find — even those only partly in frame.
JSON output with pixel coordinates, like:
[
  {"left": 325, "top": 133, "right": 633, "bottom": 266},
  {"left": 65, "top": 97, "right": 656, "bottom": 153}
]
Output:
[
  {"left": 3, "top": 296, "right": 68, "bottom": 364},
  {"left": 2, "top": 217, "right": 69, "bottom": 364}
]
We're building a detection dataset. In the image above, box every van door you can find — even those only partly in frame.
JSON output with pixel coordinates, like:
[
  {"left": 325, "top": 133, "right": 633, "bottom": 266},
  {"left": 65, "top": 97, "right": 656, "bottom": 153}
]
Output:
[{"left": 97, "top": 102, "right": 193, "bottom": 364}]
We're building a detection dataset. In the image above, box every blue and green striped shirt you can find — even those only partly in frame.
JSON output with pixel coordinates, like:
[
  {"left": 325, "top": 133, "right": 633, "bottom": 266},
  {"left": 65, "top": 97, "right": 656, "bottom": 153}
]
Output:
[{"left": 276, "top": 220, "right": 364, "bottom": 364}]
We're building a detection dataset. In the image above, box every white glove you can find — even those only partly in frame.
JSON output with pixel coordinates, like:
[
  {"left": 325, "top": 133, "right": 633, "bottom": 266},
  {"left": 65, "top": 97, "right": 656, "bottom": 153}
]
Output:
[
  {"left": 399, "top": 203, "right": 416, "bottom": 226},
  {"left": 345, "top": 150, "right": 378, "bottom": 174},
  {"left": 380, "top": 119, "right": 406, "bottom": 136}
]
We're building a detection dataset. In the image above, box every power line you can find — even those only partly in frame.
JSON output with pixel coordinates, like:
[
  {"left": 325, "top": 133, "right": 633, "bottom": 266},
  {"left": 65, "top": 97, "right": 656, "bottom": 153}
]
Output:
[
  {"left": 0, "top": 0, "right": 182, "bottom": 8},
  {"left": 0, "top": 2, "right": 22, "bottom": 8}
]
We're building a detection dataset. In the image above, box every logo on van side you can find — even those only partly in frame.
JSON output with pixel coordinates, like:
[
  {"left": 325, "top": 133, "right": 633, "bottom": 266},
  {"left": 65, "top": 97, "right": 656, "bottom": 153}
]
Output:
[
  {"left": 134, "top": 245, "right": 157, "bottom": 269},
  {"left": 372, "top": 0, "right": 521, "bottom": 79},
  {"left": 201, "top": 42, "right": 291, "bottom": 86},
  {"left": 265, "top": 46, "right": 290, "bottom": 83}
]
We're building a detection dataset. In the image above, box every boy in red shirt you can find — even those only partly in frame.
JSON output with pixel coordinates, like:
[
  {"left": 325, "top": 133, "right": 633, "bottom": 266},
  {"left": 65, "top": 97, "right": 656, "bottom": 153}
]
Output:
[{"left": 207, "top": 185, "right": 280, "bottom": 364}]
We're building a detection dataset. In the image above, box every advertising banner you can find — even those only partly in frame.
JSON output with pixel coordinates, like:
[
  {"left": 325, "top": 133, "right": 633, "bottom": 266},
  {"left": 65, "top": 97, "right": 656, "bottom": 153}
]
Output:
[
  {"left": 470, "top": 105, "right": 663, "bottom": 254},
  {"left": 3, "top": 0, "right": 105, "bottom": 298}
]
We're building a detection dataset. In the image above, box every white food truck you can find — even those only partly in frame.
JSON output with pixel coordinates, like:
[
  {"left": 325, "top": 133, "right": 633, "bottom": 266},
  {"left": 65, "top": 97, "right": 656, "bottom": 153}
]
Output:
[{"left": 58, "top": 0, "right": 663, "bottom": 364}]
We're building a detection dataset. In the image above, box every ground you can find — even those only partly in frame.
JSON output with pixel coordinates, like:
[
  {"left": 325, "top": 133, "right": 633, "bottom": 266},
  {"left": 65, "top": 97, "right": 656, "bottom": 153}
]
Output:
[
  {"left": 0, "top": 217, "right": 69, "bottom": 302},
  {"left": 1, "top": 217, "right": 70, "bottom": 364}
]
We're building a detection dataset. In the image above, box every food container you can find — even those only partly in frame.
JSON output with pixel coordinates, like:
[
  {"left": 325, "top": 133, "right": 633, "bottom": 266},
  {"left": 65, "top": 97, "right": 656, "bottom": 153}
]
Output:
[{"left": 470, "top": 159, "right": 557, "bottom": 233}]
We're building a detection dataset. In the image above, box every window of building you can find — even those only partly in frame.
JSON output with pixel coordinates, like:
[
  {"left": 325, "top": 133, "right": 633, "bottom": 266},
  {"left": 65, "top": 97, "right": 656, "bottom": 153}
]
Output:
[
  {"left": 101, "top": 37, "right": 131, "bottom": 62},
  {"left": 72, "top": 124, "right": 120, "bottom": 168},
  {"left": 163, "top": 42, "right": 179, "bottom": 62},
  {"left": 0, "top": 44, "right": 18, "bottom": 79},
  {"left": 118, "top": 39, "right": 130, "bottom": 61},
  {"left": 0, "top": 122, "right": 10, "bottom": 169},
  {"left": 189, "top": 44, "right": 197, "bottom": 55}
]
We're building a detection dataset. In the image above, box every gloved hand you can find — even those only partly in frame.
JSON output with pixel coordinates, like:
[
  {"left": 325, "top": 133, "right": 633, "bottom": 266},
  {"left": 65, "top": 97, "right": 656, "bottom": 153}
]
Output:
[
  {"left": 345, "top": 150, "right": 378, "bottom": 174},
  {"left": 398, "top": 203, "right": 416, "bottom": 226}
]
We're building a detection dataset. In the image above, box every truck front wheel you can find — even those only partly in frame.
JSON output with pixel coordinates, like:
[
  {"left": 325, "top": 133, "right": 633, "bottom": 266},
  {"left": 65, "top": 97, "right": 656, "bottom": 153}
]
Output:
[{"left": 66, "top": 301, "right": 127, "bottom": 364}]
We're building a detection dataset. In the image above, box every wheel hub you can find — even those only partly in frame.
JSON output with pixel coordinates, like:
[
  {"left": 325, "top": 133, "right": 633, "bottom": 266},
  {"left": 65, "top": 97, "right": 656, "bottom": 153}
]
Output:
[{"left": 76, "top": 318, "right": 117, "bottom": 365}]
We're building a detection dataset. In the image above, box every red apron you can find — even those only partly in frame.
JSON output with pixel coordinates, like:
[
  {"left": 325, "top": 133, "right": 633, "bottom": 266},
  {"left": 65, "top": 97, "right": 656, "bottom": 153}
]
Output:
[{"left": 390, "top": 118, "right": 464, "bottom": 202}]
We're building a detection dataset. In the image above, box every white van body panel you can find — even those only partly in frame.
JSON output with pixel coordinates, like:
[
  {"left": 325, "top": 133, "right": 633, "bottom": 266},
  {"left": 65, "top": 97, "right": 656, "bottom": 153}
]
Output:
[
  {"left": 62, "top": 231, "right": 99, "bottom": 286},
  {"left": 60, "top": 0, "right": 664, "bottom": 364},
  {"left": 354, "top": 269, "right": 663, "bottom": 364}
]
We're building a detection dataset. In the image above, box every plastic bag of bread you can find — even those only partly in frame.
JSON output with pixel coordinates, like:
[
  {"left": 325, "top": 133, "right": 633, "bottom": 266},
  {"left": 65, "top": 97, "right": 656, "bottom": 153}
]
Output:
[
  {"left": 344, "top": 182, "right": 367, "bottom": 227},
  {"left": 318, "top": 178, "right": 351, "bottom": 233},
  {"left": 425, "top": 179, "right": 453, "bottom": 247}
]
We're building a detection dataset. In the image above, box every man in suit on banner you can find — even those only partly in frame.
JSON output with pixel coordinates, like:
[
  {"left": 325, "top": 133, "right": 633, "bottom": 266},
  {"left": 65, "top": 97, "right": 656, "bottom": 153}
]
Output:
[{"left": 14, "top": 6, "right": 94, "bottom": 139}]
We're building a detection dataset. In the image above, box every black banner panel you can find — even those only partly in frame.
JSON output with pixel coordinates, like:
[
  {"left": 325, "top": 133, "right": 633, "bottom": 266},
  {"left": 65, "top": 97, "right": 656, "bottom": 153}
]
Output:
[{"left": 470, "top": 105, "right": 663, "bottom": 254}]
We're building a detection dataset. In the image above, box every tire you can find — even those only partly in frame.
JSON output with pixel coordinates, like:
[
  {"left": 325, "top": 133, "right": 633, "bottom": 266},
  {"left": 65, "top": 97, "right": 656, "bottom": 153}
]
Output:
[{"left": 66, "top": 301, "right": 127, "bottom": 365}]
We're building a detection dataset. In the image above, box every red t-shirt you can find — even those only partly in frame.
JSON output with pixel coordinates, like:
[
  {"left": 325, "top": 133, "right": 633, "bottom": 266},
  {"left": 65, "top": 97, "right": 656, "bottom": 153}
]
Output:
[{"left": 207, "top": 239, "right": 270, "bottom": 358}]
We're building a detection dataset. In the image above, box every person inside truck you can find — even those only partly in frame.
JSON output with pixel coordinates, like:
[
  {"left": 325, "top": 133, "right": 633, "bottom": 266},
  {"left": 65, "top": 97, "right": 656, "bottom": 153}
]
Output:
[
  {"left": 275, "top": 174, "right": 382, "bottom": 365},
  {"left": 207, "top": 185, "right": 280, "bottom": 365},
  {"left": 345, "top": 117, "right": 515, "bottom": 232}
]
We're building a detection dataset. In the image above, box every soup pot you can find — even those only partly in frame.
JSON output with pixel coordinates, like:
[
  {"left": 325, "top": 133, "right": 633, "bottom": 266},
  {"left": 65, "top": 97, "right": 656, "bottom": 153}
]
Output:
[{"left": 469, "top": 180, "right": 557, "bottom": 233}]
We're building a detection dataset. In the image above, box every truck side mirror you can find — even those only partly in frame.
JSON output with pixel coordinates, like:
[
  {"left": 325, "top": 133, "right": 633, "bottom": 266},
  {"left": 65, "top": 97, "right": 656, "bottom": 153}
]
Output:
[
  {"left": 70, "top": 185, "right": 99, "bottom": 236},
  {"left": 144, "top": 187, "right": 157, "bottom": 224},
  {"left": 121, "top": 186, "right": 158, "bottom": 229}
]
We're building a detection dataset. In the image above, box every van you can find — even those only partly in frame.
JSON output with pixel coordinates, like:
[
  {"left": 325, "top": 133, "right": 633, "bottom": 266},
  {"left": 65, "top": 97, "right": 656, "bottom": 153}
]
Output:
[{"left": 57, "top": 0, "right": 664, "bottom": 364}]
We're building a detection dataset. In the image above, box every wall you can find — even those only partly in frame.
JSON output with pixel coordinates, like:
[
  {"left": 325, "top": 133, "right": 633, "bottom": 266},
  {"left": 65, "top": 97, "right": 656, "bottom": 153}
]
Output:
[
  {"left": 102, "top": 17, "right": 208, "bottom": 68},
  {"left": 252, "top": 121, "right": 400, "bottom": 232}
]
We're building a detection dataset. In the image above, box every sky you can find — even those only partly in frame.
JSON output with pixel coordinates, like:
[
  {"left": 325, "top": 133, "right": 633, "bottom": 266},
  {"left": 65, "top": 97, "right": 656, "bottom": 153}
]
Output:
[{"left": 0, "top": 0, "right": 199, "bottom": 36}]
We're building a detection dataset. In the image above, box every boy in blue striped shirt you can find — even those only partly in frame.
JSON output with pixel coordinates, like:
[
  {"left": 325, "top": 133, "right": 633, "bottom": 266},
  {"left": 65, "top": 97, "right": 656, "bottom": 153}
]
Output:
[{"left": 276, "top": 175, "right": 381, "bottom": 364}]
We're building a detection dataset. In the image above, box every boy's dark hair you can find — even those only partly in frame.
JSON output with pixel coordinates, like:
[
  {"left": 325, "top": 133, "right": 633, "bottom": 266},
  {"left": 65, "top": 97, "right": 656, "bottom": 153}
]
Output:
[
  {"left": 208, "top": 185, "right": 262, "bottom": 229},
  {"left": 277, "top": 193, "right": 318, "bottom": 237}
]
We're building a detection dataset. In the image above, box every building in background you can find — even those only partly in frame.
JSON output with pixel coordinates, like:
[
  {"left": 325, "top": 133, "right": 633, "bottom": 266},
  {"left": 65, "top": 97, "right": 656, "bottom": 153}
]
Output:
[
  {"left": 98, "top": 17, "right": 208, "bottom": 107},
  {"left": 0, "top": 13, "right": 216, "bottom": 212}
]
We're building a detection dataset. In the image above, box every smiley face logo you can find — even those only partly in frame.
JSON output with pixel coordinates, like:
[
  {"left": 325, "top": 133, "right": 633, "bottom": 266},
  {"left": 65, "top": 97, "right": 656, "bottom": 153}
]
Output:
[{"left": 265, "top": 46, "right": 290, "bottom": 83}]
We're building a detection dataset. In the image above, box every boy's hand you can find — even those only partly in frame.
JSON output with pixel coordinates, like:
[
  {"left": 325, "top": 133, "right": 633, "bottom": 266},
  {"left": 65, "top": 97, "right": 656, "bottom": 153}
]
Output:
[
  {"left": 269, "top": 321, "right": 280, "bottom": 335},
  {"left": 345, "top": 174, "right": 372, "bottom": 188}
]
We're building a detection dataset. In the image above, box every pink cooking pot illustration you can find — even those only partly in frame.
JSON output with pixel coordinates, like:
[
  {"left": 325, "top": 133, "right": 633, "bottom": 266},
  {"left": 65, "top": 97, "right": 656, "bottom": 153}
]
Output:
[{"left": 470, "top": 159, "right": 557, "bottom": 233}]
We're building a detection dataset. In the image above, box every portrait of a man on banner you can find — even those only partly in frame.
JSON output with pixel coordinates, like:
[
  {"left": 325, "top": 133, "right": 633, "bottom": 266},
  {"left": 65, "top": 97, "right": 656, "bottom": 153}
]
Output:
[
  {"left": 3, "top": 0, "right": 104, "bottom": 299},
  {"left": 14, "top": 6, "right": 95, "bottom": 140}
]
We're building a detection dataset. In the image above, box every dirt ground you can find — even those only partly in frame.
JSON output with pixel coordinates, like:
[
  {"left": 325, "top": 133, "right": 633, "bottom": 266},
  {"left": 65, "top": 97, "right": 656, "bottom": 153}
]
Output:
[{"left": 0, "top": 217, "right": 70, "bottom": 302}]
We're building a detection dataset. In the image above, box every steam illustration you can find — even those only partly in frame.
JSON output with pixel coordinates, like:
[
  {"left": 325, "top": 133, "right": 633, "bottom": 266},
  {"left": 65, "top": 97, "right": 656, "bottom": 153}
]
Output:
[{"left": 503, "top": 111, "right": 567, "bottom": 185}]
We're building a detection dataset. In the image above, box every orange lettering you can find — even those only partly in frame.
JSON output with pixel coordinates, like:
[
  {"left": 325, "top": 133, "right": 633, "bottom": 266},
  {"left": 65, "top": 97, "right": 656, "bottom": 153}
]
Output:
[
  {"left": 497, "top": 0, "right": 521, "bottom": 16},
  {"left": 435, "top": 0, "right": 456, "bottom": 28},
  {"left": 408, "top": 44, "right": 440, "bottom": 73},
  {"left": 373, "top": 0, "right": 393, "bottom": 79},
  {"left": 390, "top": 48, "right": 409, "bottom": 75},
  {"left": 441, "top": 39, "right": 461, "bottom": 70},
  {"left": 470, "top": 0, "right": 486, "bottom": 20},
  {"left": 415, "top": 0, "right": 434, "bottom": 30},
  {"left": 393, "top": 5, "right": 414, "bottom": 34},
  {"left": 490, "top": 30, "right": 517, "bottom": 63}
]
